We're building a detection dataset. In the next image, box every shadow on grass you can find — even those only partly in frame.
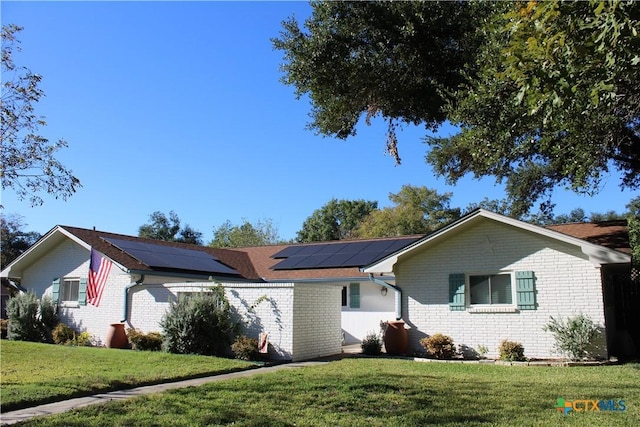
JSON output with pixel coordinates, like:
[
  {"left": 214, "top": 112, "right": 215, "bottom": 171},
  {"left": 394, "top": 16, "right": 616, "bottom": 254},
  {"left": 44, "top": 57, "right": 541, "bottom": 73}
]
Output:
[{"left": 0, "top": 364, "right": 260, "bottom": 413}]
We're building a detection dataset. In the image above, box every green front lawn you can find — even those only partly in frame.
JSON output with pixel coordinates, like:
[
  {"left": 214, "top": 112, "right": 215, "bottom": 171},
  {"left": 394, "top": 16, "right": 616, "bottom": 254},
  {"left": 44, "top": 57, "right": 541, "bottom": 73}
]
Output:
[
  {"left": 0, "top": 341, "right": 254, "bottom": 412},
  {"left": 6, "top": 349, "right": 640, "bottom": 426}
]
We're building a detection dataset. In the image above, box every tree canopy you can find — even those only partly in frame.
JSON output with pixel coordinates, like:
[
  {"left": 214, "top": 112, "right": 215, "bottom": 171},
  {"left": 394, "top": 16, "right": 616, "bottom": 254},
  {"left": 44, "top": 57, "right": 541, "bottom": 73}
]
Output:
[
  {"left": 209, "top": 219, "right": 284, "bottom": 248},
  {"left": 1, "top": 214, "right": 41, "bottom": 267},
  {"left": 355, "top": 185, "right": 460, "bottom": 238},
  {"left": 138, "top": 211, "right": 203, "bottom": 245},
  {"left": 1, "top": 25, "right": 80, "bottom": 206},
  {"left": 274, "top": 1, "right": 640, "bottom": 217},
  {"left": 297, "top": 198, "right": 378, "bottom": 242}
]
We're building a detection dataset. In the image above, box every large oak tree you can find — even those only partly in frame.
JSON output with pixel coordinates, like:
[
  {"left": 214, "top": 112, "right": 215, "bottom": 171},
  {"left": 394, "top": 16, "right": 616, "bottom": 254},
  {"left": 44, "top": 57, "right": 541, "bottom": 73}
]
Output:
[{"left": 274, "top": 1, "right": 639, "bottom": 216}]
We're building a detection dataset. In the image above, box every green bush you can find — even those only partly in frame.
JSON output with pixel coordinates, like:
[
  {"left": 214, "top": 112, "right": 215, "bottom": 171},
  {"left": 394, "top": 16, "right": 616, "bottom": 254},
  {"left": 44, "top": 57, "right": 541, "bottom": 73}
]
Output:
[
  {"left": 52, "top": 323, "right": 92, "bottom": 346},
  {"left": 127, "top": 328, "right": 163, "bottom": 351},
  {"left": 499, "top": 340, "right": 526, "bottom": 361},
  {"left": 6, "top": 292, "right": 58, "bottom": 343},
  {"left": 39, "top": 296, "right": 58, "bottom": 332},
  {"left": 160, "top": 286, "right": 238, "bottom": 356},
  {"left": 361, "top": 331, "right": 382, "bottom": 356},
  {"left": 543, "top": 314, "right": 599, "bottom": 361},
  {"left": 52, "top": 323, "right": 76, "bottom": 344},
  {"left": 231, "top": 335, "right": 259, "bottom": 360},
  {"left": 420, "top": 333, "right": 457, "bottom": 359}
]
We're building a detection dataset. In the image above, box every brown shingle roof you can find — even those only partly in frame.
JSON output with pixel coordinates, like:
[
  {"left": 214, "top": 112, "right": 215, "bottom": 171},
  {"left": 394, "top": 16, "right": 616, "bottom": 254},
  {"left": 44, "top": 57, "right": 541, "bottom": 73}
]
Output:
[
  {"left": 61, "top": 226, "right": 255, "bottom": 279},
  {"left": 61, "top": 227, "right": 416, "bottom": 281},
  {"left": 62, "top": 220, "right": 630, "bottom": 282},
  {"left": 546, "top": 220, "right": 630, "bottom": 254}
]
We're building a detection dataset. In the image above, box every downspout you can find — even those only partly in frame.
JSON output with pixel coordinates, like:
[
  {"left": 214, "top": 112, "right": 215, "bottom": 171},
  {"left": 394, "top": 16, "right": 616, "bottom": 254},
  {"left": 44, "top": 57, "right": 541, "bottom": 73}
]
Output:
[
  {"left": 121, "top": 274, "right": 145, "bottom": 323},
  {"left": 368, "top": 274, "right": 402, "bottom": 321}
]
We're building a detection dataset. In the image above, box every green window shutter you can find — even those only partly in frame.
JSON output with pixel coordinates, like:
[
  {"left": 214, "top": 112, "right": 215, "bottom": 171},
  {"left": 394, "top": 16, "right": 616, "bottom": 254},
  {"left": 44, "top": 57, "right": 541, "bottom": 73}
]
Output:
[
  {"left": 51, "top": 278, "right": 61, "bottom": 303},
  {"left": 516, "top": 271, "right": 536, "bottom": 310},
  {"left": 349, "top": 283, "right": 360, "bottom": 309},
  {"left": 449, "top": 273, "right": 466, "bottom": 311},
  {"left": 78, "top": 278, "right": 88, "bottom": 306}
]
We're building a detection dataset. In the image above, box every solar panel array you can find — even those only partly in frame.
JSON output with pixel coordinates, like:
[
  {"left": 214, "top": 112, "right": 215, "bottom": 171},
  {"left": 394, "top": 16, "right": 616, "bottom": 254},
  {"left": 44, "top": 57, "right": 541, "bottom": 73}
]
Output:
[
  {"left": 103, "top": 237, "right": 241, "bottom": 276},
  {"left": 271, "top": 237, "right": 421, "bottom": 270}
]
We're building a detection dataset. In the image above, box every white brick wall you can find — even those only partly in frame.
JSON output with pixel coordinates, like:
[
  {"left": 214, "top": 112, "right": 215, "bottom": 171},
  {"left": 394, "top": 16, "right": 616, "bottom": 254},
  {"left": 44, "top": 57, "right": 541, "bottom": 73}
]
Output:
[
  {"left": 292, "top": 284, "right": 342, "bottom": 361},
  {"left": 127, "top": 281, "right": 343, "bottom": 362},
  {"left": 19, "top": 237, "right": 344, "bottom": 361},
  {"left": 223, "top": 282, "right": 295, "bottom": 360},
  {"left": 20, "top": 239, "right": 131, "bottom": 346},
  {"left": 397, "top": 218, "right": 608, "bottom": 359}
]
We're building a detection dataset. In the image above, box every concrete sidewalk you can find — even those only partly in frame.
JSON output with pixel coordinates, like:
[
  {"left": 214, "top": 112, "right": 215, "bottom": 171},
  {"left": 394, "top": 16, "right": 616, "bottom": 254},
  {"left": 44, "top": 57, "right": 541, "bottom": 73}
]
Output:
[{"left": 0, "top": 360, "right": 332, "bottom": 426}]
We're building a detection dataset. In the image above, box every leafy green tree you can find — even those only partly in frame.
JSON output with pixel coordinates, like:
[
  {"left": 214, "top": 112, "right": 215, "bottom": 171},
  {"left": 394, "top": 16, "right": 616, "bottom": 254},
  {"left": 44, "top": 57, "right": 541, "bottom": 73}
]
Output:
[
  {"left": 626, "top": 196, "right": 640, "bottom": 279},
  {"left": 273, "top": 1, "right": 485, "bottom": 163},
  {"left": 1, "top": 214, "right": 41, "bottom": 267},
  {"left": 589, "top": 211, "right": 626, "bottom": 222},
  {"left": 624, "top": 195, "right": 640, "bottom": 217},
  {"left": 463, "top": 198, "right": 513, "bottom": 217},
  {"left": 297, "top": 198, "right": 377, "bottom": 242},
  {"left": 209, "top": 218, "right": 284, "bottom": 248},
  {"left": 356, "top": 185, "right": 460, "bottom": 238},
  {"left": 138, "top": 211, "right": 203, "bottom": 245},
  {"left": 160, "top": 286, "right": 238, "bottom": 356},
  {"left": 275, "top": 2, "right": 640, "bottom": 216},
  {"left": 431, "top": 0, "right": 640, "bottom": 217},
  {"left": 1, "top": 25, "right": 80, "bottom": 206}
]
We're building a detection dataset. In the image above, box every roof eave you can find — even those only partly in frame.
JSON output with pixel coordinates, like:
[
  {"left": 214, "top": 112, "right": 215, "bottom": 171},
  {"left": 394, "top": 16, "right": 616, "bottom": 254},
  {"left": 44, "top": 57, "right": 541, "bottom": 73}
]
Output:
[
  {"left": 362, "top": 209, "right": 632, "bottom": 273},
  {"left": 1, "top": 225, "right": 91, "bottom": 278}
]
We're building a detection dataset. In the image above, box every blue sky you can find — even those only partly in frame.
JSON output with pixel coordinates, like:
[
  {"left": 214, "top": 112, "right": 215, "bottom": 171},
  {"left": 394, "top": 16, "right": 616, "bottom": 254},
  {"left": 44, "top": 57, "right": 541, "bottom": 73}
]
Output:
[{"left": 2, "top": 1, "right": 637, "bottom": 242}]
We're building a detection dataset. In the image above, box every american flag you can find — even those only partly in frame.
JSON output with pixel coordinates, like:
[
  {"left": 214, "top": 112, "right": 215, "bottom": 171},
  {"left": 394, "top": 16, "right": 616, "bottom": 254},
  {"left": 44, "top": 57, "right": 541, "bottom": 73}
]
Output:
[{"left": 87, "top": 248, "right": 113, "bottom": 307}]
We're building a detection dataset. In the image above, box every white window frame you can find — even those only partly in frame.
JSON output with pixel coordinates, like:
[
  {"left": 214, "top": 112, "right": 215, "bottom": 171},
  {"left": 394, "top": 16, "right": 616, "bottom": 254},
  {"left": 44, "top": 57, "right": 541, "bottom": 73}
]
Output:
[
  {"left": 467, "top": 272, "right": 515, "bottom": 307},
  {"left": 60, "top": 278, "right": 80, "bottom": 307}
]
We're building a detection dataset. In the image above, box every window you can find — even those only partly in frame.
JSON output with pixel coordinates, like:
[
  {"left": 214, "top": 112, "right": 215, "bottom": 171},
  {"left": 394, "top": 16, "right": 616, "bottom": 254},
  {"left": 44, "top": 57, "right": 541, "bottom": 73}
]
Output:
[
  {"left": 349, "top": 283, "right": 360, "bottom": 309},
  {"left": 341, "top": 287, "right": 347, "bottom": 307},
  {"left": 51, "top": 278, "right": 87, "bottom": 306},
  {"left": 449, "top": 271, "right": 536, "bottom": 311},
  {"left": 469, "top": 274, "right": 512, "bottom": 305},
  {"left": 61, "top": 279, "right": 80, "bottom": 302}
]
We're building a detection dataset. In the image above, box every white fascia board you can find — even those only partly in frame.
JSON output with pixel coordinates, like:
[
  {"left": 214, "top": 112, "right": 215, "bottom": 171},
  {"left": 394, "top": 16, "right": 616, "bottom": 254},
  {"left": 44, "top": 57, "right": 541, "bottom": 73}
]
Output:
[
  {"left": 1, "top": 226, "right": 69, "bottom": 278},
  {"left": 0, "top": 226, "right": 126, "bottom": 278}
]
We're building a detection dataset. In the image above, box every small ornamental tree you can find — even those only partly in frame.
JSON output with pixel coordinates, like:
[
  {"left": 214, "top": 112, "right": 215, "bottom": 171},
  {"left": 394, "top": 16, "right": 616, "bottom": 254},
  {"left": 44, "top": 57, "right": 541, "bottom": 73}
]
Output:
[
  {"left": 543, "top": 314, "right": 600, "bottom": 361},
  {"left": 6, "top": 292, "right": 58, "bottom": 343},
  {"left": 160, "top": 286, "right": 238, "bottom": 356}
]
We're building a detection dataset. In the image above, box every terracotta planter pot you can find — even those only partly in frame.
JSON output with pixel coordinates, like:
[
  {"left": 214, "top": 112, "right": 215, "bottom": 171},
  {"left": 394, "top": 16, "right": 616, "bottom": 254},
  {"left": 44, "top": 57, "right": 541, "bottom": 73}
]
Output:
[
  {"left": 105, "top": 323, "right": 128, "bottom": 349},
  {"left": 384, "top": 320, "right": 408, "bottom": 355}
]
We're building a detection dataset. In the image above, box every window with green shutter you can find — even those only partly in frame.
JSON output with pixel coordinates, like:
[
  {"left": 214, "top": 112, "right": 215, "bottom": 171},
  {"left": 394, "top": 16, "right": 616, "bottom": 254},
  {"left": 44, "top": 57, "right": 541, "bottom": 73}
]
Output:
[
  {"left": 55, "top": 278, "right": 83, "bottom": 307},
  {"left": 515, "top": 271, "right": 536, "bottom": 310},
  {"left": 349, "top": 283, "right": 360, "bottom": 309},
  {"left": 449, "top": 273, "right": 466, "bottom": 311},
  {"left": 469, "top": 274, "right": 513, "bottom": 305},
  {"left": 78, "top": 278, "right": 88, "bottom": 306},
  {"left": 51, "top": 278, "right": 61, "bottom": 303}
]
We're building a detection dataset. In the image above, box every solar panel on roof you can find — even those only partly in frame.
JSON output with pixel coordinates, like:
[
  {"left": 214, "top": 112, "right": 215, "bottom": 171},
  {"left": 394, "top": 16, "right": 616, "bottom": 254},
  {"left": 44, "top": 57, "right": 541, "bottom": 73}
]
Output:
[
  {"left": 103, "top": 237, "right": 240, "bottom": 276},
  {"left": 344, "top": 251, "right": 384, "bottom": 266},
  {"left": 272, "top": 246, "right": 305, "bottom": 259},
  {"left": 293, "top": 254, "right": 336, "bottom": 269},
  {"left": 269, "top": 256, "right": 306, "bottom": 270},
  {"left": 315, "top": 252, "right": 358, "bottom": 267},
  {"left": 271, "top": 236, "right": 422, "bottom": 270}
]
